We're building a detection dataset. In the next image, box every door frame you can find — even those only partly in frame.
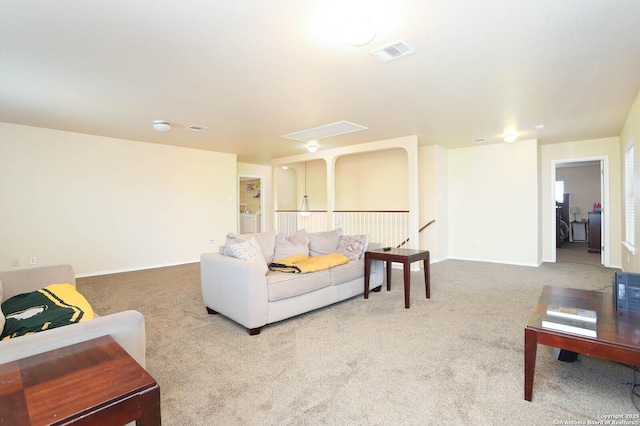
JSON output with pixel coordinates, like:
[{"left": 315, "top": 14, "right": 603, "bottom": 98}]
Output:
[
  {"left": 551, "top": 156, "right": 609, "bottom": 266},
  {"left": 238, "top": 175, "right": 264, "bottom": 234}
]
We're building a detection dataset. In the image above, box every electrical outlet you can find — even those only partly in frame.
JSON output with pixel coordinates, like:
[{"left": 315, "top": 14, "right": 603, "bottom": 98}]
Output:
[
  {"left": 11, "top": 258, "right": 19, "bottom": 267},
  {"left": 29, "top": 256, "right": 37, "bottom": 265},
  {"left": 209, "top": 240, "right": 214, "bottom": 247}
]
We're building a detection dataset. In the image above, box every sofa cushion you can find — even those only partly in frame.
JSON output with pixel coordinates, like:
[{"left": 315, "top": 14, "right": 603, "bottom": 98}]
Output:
[
  {"left": 225, "top": 238, "right": 269, "bottom": 274},
  {"left": 0, "top": 280, "right": 4, "bottom": 334},
  {"left": 1, "top": 284, "right": 94, "bottom": 340},
  {"left": 329, "top": 259, "right": 366, "bottom": 286},
  {"left": 337, "top": 234, "right": 370, "bottom": 261},
  {"left": 266, "top": 270, "right": 331, "bottom": 301},
  {"left": 308, "top": 228, "right": 342, "bottom": 257},
  {"left": 224, "top": 231, "right": 276, "bottom": 264},
  {"left": 273, "top": 229, "right": 310, "bottom": 262}
]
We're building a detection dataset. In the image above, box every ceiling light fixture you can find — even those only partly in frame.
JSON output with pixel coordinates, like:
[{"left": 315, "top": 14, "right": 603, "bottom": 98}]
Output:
[
  {"left": 535, "top": 124, "right": 545, "bottom": 130},
  {"left": 341, "top": 17, "right": 376, "bottom": 46},
  {"left": 152, "top": 120, "right": 171, "bottom": 132},
  {"left": 307, "top": 142, "right": 318, "bottom": 153},
  {"left": 503, "top": 131, "right": 518, "bottom": 143}
]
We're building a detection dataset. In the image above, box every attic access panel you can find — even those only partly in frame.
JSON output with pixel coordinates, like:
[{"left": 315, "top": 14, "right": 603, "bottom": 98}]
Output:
[{"left": 281, "top": 121, "right": 367, "bottom": 142}]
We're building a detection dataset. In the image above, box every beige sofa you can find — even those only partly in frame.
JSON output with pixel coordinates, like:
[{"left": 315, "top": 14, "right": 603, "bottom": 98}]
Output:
[
  {"left": 200, "top": 229, "right": 384, "bottom": 335},
  {"left": 0, "top": 264, "right": 147, "bottom": 367}
]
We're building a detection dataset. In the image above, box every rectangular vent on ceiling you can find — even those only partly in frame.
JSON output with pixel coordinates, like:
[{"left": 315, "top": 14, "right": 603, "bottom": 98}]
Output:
[
  {"left": 186, "top": 125, "right": 207, "bottom": 131},
  {"left": 370, "top": 40, "right": 416, "bottom": 63}
]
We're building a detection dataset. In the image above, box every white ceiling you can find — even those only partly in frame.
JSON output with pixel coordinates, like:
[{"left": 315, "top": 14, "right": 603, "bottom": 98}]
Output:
[{"left": 1, "top": 1, "right": 639, "bottom": 164}]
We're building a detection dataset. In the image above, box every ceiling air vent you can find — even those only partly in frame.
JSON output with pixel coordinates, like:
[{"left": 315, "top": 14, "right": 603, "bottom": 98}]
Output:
[
  {"left": 370, "top": 40, "right": 416, "bottom": 63},
  {"left": 186, "top": 125, "right": 207, "bottom": 131}
]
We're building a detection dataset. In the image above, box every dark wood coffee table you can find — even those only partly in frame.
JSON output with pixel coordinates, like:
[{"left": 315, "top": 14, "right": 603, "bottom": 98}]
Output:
[
  {"left": 0, "top": 335, "right": 160, "bottom": 425},
  {"left": 525, "top": 285, "right": 640, "bottom": 401},
  {"left": 364, "top": 248, "right": 430, "bottom": 308}
]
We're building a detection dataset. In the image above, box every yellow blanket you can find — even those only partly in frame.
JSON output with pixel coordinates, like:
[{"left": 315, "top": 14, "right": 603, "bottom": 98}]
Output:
[{"left": 269, "top": 253, "right": 350, "bottom": 274}]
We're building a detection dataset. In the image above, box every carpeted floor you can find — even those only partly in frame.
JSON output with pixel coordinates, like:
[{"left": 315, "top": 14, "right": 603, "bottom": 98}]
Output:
[
  {"left": 77, "top": 259, "right": 639, "bottom": 425},
  {"left": 557, "top": 242, "right": 602, "bottom": 267}
]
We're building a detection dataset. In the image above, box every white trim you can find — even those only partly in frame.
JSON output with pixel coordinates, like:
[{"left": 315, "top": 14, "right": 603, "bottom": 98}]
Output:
[
  {"left": 623, "top": 241, "right": 637, "bottom": 255},
  {"left": 75, "top": 259, "right": 199, "bottom": 278}
]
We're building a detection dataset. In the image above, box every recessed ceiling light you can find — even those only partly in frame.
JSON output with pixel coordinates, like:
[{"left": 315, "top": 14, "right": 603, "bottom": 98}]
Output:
[
  {"left": 535, "top": 124, "right": 545, "bottom": 130},
  {"left": 503, "top": 131, "right": 518, "bottom": 143}
]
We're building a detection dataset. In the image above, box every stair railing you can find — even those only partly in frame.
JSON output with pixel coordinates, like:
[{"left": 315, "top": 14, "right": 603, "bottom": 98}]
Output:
[{"left": 396, "top": 219, "right": 436, "bottom": 248}]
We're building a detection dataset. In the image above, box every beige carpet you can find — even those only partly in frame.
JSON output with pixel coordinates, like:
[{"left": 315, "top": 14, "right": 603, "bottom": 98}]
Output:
[
  {"left": 77, "top": 259, "right": 638, "bottom": 425},
  {"left": 557, "top": 242, "right": 602, "bottom": 267}
]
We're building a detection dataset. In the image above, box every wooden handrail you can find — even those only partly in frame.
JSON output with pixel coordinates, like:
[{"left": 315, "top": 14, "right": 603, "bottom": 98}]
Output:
[
  {"left": 333, "top": 210, "right": 410, "bottom": 213},
  {"left": 275, "top": 209, "right": 409, "bottom": 213},
  {"left": 396, "top": 219, "right": 436, "bottom": 248},
  {"left": 275, "top": 210, "right": 327, "bottom": 213}
]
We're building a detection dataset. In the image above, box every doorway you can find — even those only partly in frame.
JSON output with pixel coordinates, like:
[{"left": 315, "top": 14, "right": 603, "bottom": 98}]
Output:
[
  {"left": 238, "top": 175, "right": 264, "bottom": 234},
  {"left": 552, "top": 157, "right": 608, "bottom": 266}
]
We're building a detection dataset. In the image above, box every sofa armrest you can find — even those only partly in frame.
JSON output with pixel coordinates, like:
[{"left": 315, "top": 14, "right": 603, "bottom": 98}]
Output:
[
  {"left": 200, "top": 253, "right": 269, "bottom": 330},
  {"left": 0, "top": 310, "right": 146, "bottom": 367},
  {"left": 0, "top": 264, "right": 76, "bottom": 301}
]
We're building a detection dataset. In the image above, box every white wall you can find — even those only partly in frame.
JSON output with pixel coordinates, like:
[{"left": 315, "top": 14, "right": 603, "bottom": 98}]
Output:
[
  {"left": 448, "top": 139, "right": 539, "bottom": 266},
  {"left": 419, "top": 145, "right": 448, "bottom": 262},
  {"left": 335, "top": 149, "right": 408, "bottom": 210},
  {"left": 276, "top": 167, "right": 297, "bottom": 210},
  {"left": 620, "top": 89, "right": 640, "bottom": 272},
  {"left": 0, "top": 122, "right": 237, "bottom": 276}
]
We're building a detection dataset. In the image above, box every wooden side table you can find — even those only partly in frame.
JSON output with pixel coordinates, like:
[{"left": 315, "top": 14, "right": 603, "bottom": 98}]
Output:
[
  {"left": 0, "top": 335, "right": 160, "bottom": 425},
  {"left": 524, "top": 285, "right": 640, "bottom": 401},
  {"left": 364, "top": 248, "right": 430, "bottom": 308}
]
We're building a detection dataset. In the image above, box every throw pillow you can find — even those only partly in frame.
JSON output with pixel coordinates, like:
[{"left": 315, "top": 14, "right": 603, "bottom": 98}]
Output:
[
  {"left": 308, "top": 228, "right": 342, "bottom": 257},
  {"left": 1, "top": 283, "right": 94, "bottom": 340},
  {"left": 273, "top": 229, "right": 310, "bottom": 262},
  {"left": 337, "top": 234, "right": 370, "bottom": 261},
  {"left": 224, "top": 230, "right": 276, "bottom": 264},
  {"left": 0, "top": 280, "right": 4, "bottom": 334},
  {"left": 226, "top": 238, "right": 269, "bottom": 274}
]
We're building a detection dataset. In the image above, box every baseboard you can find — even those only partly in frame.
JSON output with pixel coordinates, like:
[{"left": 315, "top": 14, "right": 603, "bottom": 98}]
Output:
[{"left": 76, "top": 259, "right": 200, "bottom": 278}]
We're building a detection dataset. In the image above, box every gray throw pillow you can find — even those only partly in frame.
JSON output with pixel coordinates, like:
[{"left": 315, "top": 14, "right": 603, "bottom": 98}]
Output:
[
  {"left": 273, "top": 229, "right": 310, "bottom": 262},
  {"left": 308, "top": 228, "right": 342, "bottom": 257}
]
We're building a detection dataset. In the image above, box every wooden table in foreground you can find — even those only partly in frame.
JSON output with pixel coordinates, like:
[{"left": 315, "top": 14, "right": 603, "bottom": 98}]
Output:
[
  {"left": 525, "top": 285, "right": 640, "bottom": 401},
  {"left": 364, "top": 248, "right": 430, "bottom": 308},
  {"left": 0, "top": 335, "right": 160, "bottom": 425}
]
